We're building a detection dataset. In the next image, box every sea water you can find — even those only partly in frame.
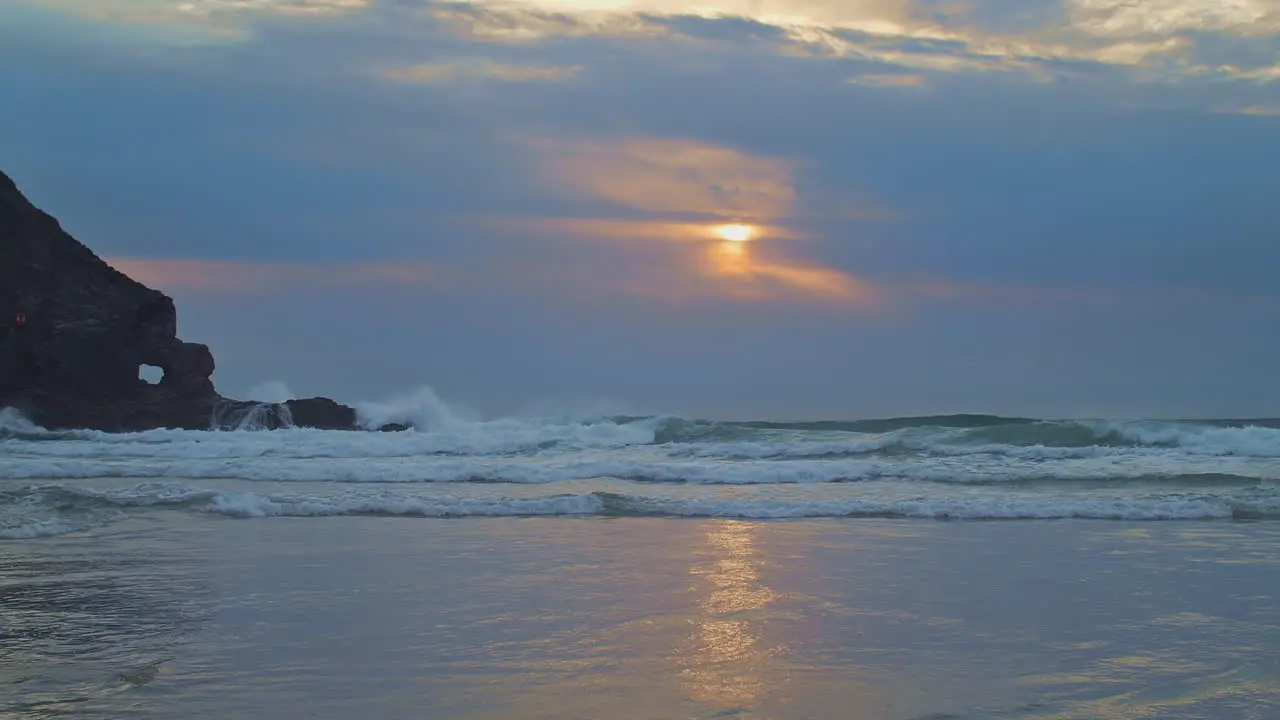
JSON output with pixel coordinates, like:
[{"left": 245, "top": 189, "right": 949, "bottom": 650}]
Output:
[
  {"left": 4, "top": 398, "right": 1280, "bottom": 718},
  {"left": 2, "top": 400, "right": 1279, "bottom": 536}
]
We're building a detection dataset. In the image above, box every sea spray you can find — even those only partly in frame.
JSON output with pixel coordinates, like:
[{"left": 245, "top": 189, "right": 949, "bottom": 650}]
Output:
[
  {"left": 243, "top": 380, "right": 296, "bottom": 404},
  {"left": 0, "top": 407, "right": 40, "bottom": 436},
  {"left": 209, "top": 402, "right": 295, "bottom": 431},
  {"left": 354, "top": 385, "right": 480, "bottom": 431}
]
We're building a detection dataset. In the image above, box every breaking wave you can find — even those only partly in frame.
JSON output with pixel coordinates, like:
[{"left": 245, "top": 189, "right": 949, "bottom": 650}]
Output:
[
  {"left": 4, "top": 481, "right": 1280, "bottom": 538},
  {"left": 4, "top": 406, "right": 1280, "bottom": 459},
  {"left": 4, "top": 394, "right": 1280, "bottom": 536}
]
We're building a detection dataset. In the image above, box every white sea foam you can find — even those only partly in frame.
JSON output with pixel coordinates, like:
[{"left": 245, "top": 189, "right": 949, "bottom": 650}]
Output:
[
  {"left": 1103, "top": 422, "right": 1280, "bottom": 457},
  {"left": 601, "top": 494, "right": 1267, "bottom": 520},
  {"left": 0, "top": 506, "right": 128, "bottom": 539},
  {"left": 202, "top": 490, "right": 605, "bottom": 518},
  {"left": 6, "top": 481, "right": 1280, "bottom": 525},
  {"left": 0, "top": 518, "right": 88, "bottom": 539},
  {"left": 6, "top": 403, "right": 1280, "bottom": 460},
  {"left": 5, "top": 403, "right": 1280, "bottom": 537},
  {"left": 0, "top": 449, "right": 1276, "bottom": 486}
]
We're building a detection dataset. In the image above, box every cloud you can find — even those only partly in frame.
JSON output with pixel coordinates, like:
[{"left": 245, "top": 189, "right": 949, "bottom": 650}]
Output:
[
  {"left": 430, "top": 0, "right": 1280, "bottom": 85},
  {"left": 428, "top": 4, "right": 668, "bottom": 43},
  {"left": 19, "top": 0, "right": 1280, "bottom": 92},
  {"left": 1066, "top": 0, "right": 1277, "bottom": 38},
  {"left": 20, "top": 0, "right": 370, "bottom": 38},
  {"left": 383, "top": 59, "right": 583, "bottom": 83},
  {"left": 27, "top": 0, "right": 369, "bottom": 20},
  {"left": 848, "top": 73, "right": 926, "bottom": 87},
  {"left": 696, "top": 241, "right": 881, "bottom": 306},
  {"left": 106, "top": 258, "right": 443, "bottom": 294},
  {"left": 902, "top": 279, "right": 1110, "bottom": 306},
  {"left": 502, "top": 217, "right": 804, "bottom": 242},
  {"left": 1209, "top": 104, "right": 1280, "bottom": 116},
  {"left": 504, "top": 135, "right": 888, "bottom": 307},
  {"left": 438, "top": 0, "right": 925, "bottom": 41},
  {"left": 535, "top": 136, "right": 798, "bottom": 220},
  {"left": 498, "top": 237, "right": 884, "bottom": 309}
]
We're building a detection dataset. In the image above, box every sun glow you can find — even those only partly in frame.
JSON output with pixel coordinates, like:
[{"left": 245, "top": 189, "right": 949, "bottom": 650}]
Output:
[{"left": 715, "top": 224, "right": 754, "bottom": 243}]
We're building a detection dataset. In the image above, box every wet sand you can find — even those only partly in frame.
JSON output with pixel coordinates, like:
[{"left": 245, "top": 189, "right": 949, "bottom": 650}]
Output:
[{"left": 4, "top": 517, "right": 1280, "bottom": 719}]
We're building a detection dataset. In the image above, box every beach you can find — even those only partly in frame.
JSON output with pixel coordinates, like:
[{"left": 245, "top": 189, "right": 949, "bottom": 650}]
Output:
[{"left": 4, "top": 514, "right": 1279, "bottom": 719}]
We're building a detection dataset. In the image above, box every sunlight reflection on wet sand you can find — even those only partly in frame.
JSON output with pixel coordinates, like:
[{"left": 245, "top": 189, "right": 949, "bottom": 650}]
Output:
[
  {"left": 4, "top": 517, "right": 1280, "bottom": 719},
  {"left": 677, "top": 521, "right": 782, "bottom": 709}
]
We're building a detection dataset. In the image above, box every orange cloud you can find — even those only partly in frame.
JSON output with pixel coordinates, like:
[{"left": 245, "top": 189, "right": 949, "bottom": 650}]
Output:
[
  {"left": 518, "top": 135, "right": 892, "bottom": 308},
  {"left": 499, "top": 217, "right": 804, "bottom": 243},
  {"left": 106, "top": 258, "right": 441, "bottom": 294},
  {"left": 698, "top": 241, "right": 881, "bottom": 305},
  {"left": 507, "top": 243, "right": 882, "bottom": 310},
  {"left": 504, "top": 220, "right": 877, "bottom": 308},
  {"left": 535, "top": 137, "right": 799, "bottom": 221}
]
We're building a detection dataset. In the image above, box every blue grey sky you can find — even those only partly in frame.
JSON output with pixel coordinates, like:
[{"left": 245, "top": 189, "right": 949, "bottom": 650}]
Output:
[{"left": 2, "top": 0, "right": 1277, "bottom": 419}]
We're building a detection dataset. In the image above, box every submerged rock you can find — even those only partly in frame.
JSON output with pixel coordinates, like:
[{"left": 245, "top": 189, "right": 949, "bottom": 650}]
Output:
[{"left": 0, "top": 169, "right": 379, "bottom": 432}]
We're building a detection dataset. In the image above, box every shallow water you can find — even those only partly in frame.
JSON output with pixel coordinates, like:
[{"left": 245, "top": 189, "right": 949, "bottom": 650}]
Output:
[{"left": 3, "top": 516, "right": 1279, "bottom": 719}]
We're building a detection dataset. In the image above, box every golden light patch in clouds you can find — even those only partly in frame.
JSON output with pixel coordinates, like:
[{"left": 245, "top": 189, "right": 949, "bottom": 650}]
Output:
[
  {"left": 383, "top": 60, "right": 583, "bottom": 83},
  {"left": 438, "top": 0, "right": 923, "bottom": 42},
  {"left": 699, "top": 241, "right": 880, "bottom": 305},
  {"left": 1238, "top": 106, "right": 1280, "bottom": 116},
  {"left": 538, "top": 137, "right": 798, "bottom": 221},
  {"left": 106, "top": 258, "right": 440, "bottom": 294},
  {"left": 513, "top": 236, "right": 882, "bottom": 308},
  {"left": 511, "top": 217, "right": 800, "bottom": 243},
  {"left": 520, "top": 136, "right": 881, "bottom": 308}
]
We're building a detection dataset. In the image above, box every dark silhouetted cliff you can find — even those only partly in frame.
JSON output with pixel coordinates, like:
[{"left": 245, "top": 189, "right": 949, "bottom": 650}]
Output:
[{"left": 0, "top": 169, "right": 369, "bottom": 431}]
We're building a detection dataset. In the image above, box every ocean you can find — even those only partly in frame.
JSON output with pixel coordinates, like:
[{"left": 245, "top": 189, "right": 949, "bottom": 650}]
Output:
[
  {"left": 2, "top": 399, "right": 1279, "bottom": 534},
  {"left": 3, "top": 399, "right": 1280, "bottom": 718}
]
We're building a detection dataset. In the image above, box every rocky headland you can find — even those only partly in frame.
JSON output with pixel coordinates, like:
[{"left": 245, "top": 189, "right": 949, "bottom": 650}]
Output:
[{"left": 0, "top": 169, "right": 392, "bottom": 432}]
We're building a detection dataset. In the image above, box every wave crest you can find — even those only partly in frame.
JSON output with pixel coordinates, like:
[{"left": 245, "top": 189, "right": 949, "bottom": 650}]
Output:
[{"left": 6, "top": 482, "right": 1280, "bottom": 538}]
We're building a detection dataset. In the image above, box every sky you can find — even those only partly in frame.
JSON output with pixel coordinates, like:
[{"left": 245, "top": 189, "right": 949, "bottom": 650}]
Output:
[{"left": 1, "top": 0, "right": 1278, "bottom": 420}]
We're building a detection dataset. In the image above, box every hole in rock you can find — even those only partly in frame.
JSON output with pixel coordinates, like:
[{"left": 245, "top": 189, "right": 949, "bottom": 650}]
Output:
[{"left": 139, "top": 364, "right": 165, "bottom": 385}]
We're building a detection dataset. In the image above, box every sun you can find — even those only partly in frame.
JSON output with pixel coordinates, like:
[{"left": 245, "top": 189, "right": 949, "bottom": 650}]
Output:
[{"left": 714, "top": 224, "right": 755, "bottom": 243}]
